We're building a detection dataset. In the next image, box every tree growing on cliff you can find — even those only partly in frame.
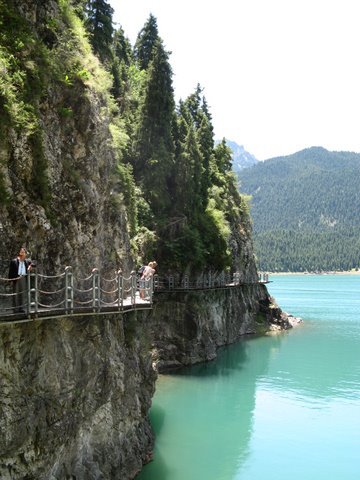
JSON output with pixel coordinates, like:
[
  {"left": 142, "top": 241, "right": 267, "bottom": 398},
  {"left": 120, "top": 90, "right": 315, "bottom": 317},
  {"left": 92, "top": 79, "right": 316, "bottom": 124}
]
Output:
[
  {"left": 111, "top": 27, "right": 134, "bottom": 112},
  {"left": 131, "top": 37, "right": 175, "bottom": 216},
  {"left": 103, "top": 14, "right": 252, "bottom": 273},
  {"left": 84, "top": 0, "right": 114, "bottom": 63}
]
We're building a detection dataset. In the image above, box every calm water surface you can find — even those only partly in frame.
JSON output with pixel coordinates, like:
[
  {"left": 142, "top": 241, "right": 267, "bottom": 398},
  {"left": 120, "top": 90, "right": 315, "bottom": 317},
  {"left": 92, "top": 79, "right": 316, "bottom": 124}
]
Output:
[{"left": 137, "top": 275, "right": 360, "bottom": 480}]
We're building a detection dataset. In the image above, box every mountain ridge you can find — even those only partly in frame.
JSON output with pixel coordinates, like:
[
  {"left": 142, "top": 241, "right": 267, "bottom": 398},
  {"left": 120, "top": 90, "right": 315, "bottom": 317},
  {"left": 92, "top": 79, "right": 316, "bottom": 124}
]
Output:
[
  {"left": 238, "top": 146, "right": 360, "bottom": 271},
  {"left": 216, "top": 139, "right": 258, "bottom": 171}
]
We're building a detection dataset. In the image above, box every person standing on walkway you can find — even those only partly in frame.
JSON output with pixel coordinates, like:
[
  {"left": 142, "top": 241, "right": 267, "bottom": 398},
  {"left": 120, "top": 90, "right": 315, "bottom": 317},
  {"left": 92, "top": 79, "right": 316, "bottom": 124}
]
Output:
[
  {"left": 8, "top": 247, "right": 32, "bottom": 312},
  {"left": 139, "top": 261, "right": 157, "bottom": 299}
]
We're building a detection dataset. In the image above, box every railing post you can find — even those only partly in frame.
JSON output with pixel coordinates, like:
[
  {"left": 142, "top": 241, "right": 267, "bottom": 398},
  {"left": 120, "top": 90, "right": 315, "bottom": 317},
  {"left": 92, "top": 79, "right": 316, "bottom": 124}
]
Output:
[
  {"left": 65, "top": 266, "right": 74, "bottom": 314},
  {"left": 30, "top": 271, "right": 39, "bottom": 315},
  {"left": 92, "top": 268, "right": 100, "bottom": 312},
  {"left": 26, "top": 273, "right": 33, "bottom": 315},
  {"left": 148, "top": 276, "right": 154, "bottom": 303},
  {"left": 168, "top": 275, "right": 174, "bottom": 289},
  {"left": 117, "top": 269, "right": 123, "bottom": 309},
  {"left": 153, "top": 274, "right": 159, "bottom": 290},
  {"left": 131, "top": 271, "right": 137, "bottom": 305},
  {"left": 34, "top": 271, "right": 39, "bottom": 314},
  {"left": 183, "top": 275, "right": 189, "bottom": 289}
]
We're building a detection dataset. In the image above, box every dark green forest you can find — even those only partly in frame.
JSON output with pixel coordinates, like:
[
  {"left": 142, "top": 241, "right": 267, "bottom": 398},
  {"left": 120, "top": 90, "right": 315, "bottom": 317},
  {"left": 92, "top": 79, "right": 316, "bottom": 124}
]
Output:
[
  {"left": 0, "top": 0, "right": 251, "bottom": 273},
  {"left": 239, "top": 147, "right": 360, "bottom": 271}
]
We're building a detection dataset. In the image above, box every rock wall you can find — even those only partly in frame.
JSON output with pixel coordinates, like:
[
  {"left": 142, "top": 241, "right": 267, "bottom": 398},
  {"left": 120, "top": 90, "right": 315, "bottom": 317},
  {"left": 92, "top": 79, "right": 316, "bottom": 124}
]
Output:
[
  {"left": 150, "top": 284, "right": 290, "bottom": 372},
  {"left": 0, "top": 313, "right": 155, "bottom": 480},
  {"left": 0, "top": 0, "right": 132, "bottom": 277}
]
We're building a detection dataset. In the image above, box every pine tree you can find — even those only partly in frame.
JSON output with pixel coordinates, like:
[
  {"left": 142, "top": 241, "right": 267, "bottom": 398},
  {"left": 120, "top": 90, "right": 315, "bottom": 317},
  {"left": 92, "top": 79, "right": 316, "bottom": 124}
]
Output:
[
  {"left": 175, "top": 126, "right": 203, "bottom": 217},
  {"left": 213, "top": 138, "right": 233, "bottom": 176},
  {"left": 113, "top": 27, "right": 132, "bottom": 64},
  {"left": 134, "top": 13, "right": 159, "bottom": 70},
  {"left": 84, "top": 0, "right": 114, "bottom": 64},
  {"left": 132, "top": 37, "right": 175, "bottom": 215},
  {"left": 111, "top": 27, "right": 133, "bottom": 110},
  {"left": 197, "top": 99, "right": 214, "bottom": 208},
  {"left": 179, "top": 85, "right": 214, "bottom": 210}
]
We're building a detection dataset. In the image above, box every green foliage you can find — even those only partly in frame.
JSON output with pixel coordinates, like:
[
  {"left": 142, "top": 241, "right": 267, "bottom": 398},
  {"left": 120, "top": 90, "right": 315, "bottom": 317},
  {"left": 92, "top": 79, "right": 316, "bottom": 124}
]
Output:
[
  {"left": 132, "top": 226, "right": 158, "bottom": 264},
  {"left": 84, "top": 0, "right": 114, "bottom": 63},
  {"left": 59, "top": 106, "right": 74, "bottom": 117},
  {"left": 113, "top": 26, "right": 132, "bottom": 66},
  {"left": 0, "top": 4, "right": 255, "bottom": 277},
  {"left": 0, "top": 0, "right": 115, "bottom": 213},
  {"left": 109, "top": 116, "right": 138, "bottom": 235},
  {"left": 174, "top": 126, "right": 203, "bottom": 217},
  {"left": 0, "top": 4, "right": 43, "bottom": 133},
  {"left": 239, "top": 147, "right": 360, "bottom": 270},
  {"left": 114, "top": 162, "right": 137, "bottom": 235},
  {"left": 255, "top": 228, "right": 360, "bottom": 272},
  {"left": 134, "top": 14, "right": 159, "bottom": 70},
  {"left": 176, "top": 85, "right": 214, "bottom": 210},
  {"left": 131, "top": 38, "right": 175, "bottom": 213},
  {"left": 0, "top": 1, "right": 52, "bottom": 209},
  {"left": 58, "top": 0, "right": 113, "bottom": 94}
]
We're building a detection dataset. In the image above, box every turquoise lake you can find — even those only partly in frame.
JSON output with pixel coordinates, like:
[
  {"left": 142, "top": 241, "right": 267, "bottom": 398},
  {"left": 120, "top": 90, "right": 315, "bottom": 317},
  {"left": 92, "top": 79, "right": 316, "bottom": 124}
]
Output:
[{"left": 137, "top": 274, "right": 360, "bottom": 480}]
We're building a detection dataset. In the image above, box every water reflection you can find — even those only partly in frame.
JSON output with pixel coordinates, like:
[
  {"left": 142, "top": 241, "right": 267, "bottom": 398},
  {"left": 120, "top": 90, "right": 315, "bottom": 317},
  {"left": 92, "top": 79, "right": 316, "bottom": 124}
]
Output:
[
  {"left": 137, "top": 334, "right": 287, "bottom": 480},
  {"left": 137, "top": 275, "right": 360, "bottom": 480}
]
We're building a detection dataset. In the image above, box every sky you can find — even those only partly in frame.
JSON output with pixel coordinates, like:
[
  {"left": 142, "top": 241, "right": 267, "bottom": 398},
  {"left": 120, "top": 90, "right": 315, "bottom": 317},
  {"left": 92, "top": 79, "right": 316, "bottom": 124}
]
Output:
[{"left": 110, "top": 0, "right": 360, "bottom": 160}]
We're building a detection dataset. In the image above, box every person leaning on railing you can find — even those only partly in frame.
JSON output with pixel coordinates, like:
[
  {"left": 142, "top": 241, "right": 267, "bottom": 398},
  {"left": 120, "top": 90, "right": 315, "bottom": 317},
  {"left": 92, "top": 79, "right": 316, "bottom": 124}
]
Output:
[
  {"left": 8, "top": 247, "right": 32, "bottom": 313},
  {"left": 139, "top": 261, "right": 157, "bottom": 299}
]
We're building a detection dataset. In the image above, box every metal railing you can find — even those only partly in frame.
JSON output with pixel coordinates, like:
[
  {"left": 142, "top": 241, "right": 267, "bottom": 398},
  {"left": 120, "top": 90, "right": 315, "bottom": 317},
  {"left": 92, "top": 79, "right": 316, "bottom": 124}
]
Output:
[
  {"left": 0, "top": 267, "right": 269, "bottom": 323},
  {"left": 153, "top": 271, "right": 269, "bottom": 291},
  {"left": 0, "top": 268, "right": 154, "bottom": 322}
]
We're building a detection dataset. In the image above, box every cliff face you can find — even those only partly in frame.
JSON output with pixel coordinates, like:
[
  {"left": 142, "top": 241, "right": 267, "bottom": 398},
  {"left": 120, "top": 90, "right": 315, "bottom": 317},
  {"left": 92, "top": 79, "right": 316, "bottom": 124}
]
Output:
[
  {"left": 0, "top": 0, "right": 132, "bottom": 276},
  {"left": 151, "top": 285, "right": 290, "bottom": 372},
  {"left": 0, "top": 314, "right": 155, "bottom": 480}
]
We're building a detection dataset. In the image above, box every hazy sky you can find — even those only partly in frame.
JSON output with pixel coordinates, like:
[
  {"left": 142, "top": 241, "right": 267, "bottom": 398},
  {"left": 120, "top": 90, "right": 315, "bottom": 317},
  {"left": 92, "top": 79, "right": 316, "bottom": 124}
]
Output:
[{"left": 110, "top": 0, "right": 360, "bottom": 160}]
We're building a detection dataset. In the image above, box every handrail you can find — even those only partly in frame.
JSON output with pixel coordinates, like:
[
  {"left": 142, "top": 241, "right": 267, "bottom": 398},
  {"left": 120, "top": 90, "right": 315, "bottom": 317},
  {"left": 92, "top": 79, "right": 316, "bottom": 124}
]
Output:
[
  {"left": 0, "top": 267, "right": 155, "bottom": 323},
  {"left": 153, "top": 271, "right": 269, "bottom": 291},
  {"left": 0, "top": 267, "right": 269, "bottom": 324}
]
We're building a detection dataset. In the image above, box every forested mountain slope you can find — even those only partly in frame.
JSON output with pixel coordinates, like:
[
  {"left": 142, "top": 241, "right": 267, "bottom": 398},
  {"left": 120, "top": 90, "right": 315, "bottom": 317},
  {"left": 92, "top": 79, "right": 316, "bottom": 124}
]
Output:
[{"left": 238, "top": 147, "right": 360, "bottom": 271}]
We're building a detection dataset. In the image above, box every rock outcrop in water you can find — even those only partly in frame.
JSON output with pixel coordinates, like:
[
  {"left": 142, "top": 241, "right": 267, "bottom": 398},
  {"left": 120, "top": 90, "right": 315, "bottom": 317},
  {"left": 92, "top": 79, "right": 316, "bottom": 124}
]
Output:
[{"left": 151, "top": 286, "right": 291, "bottom": 372}]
